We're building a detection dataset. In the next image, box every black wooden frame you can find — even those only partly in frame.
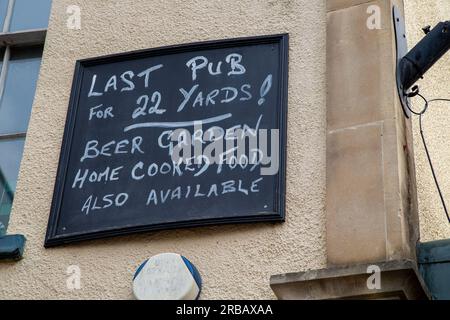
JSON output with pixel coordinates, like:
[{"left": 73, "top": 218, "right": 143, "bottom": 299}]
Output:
[{"left": 45, "top": 34, "right": 289, "bottom": 247}]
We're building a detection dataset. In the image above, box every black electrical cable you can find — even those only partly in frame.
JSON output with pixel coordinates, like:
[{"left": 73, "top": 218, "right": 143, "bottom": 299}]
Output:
[{"left": 405, "top": 92, "right": 450, "bottom": 223}]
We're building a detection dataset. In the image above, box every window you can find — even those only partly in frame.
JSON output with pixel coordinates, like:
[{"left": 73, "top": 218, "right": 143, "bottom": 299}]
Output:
[
  {"left": 0, "top": 0, "right": 52, "bottom": 236},
  {"left": 9, "top": 0, "right": 52, "bottom": 32}
]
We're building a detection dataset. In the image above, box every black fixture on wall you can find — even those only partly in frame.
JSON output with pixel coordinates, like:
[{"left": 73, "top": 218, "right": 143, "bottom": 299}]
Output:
[
  {"left": 398, "top": 21, "right": 450, "bottom": 95},
  {"left": 394, "top": 6, "right": 450, "bottom": 118},
  {"left": 393, "top": 6, "right": 450, "bottom": 224}
]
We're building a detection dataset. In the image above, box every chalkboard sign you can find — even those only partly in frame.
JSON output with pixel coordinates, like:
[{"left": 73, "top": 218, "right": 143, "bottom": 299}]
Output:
[{"left": 45, "top": 34, "right": 288, "bottom": 247}]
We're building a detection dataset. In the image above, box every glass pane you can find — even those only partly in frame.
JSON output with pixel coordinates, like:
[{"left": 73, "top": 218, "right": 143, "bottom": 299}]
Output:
[
  {"left": 0, "top": 0, "right": 8, "bottom": 32},
  {"left": 0, "top": 46, "right": 42, "bottom": 135},
  {"left": 9, "top": 0, "right": 52, "bottom": 32},
  {"left": 0, "top": 137, "right": 25, "bottom": 235}
]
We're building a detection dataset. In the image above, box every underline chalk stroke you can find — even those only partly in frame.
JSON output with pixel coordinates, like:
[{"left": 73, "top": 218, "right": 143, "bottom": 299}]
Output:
[{"left": 123, "top": 113, "right": 233, "bottom": 132}]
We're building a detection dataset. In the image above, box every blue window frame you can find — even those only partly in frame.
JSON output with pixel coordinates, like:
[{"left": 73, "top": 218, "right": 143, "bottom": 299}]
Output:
[{"left": 0, "top": 0, "right": 51, "bottom": 236}]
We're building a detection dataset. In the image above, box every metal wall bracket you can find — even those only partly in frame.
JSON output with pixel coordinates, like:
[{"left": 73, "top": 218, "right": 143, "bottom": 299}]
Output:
[{"left": 393, "top": 5, "right": 410, "bottom": 118}]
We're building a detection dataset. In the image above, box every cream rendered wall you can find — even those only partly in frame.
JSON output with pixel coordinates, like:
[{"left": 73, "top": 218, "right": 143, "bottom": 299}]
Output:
[
  {"left": 404, "top": 0, "right": 450, "bottom": 241},
  {"left": 0, "top": 0, "right": 327, "bottom": 299}
]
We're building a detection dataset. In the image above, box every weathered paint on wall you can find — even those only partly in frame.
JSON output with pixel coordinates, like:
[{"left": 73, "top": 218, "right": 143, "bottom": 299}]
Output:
[
  {"left": 404, "top": 0, "right": 450, "bottom": 241},
  {"left": 0, "top": 0, "right": 327, "bottom": 299}
]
